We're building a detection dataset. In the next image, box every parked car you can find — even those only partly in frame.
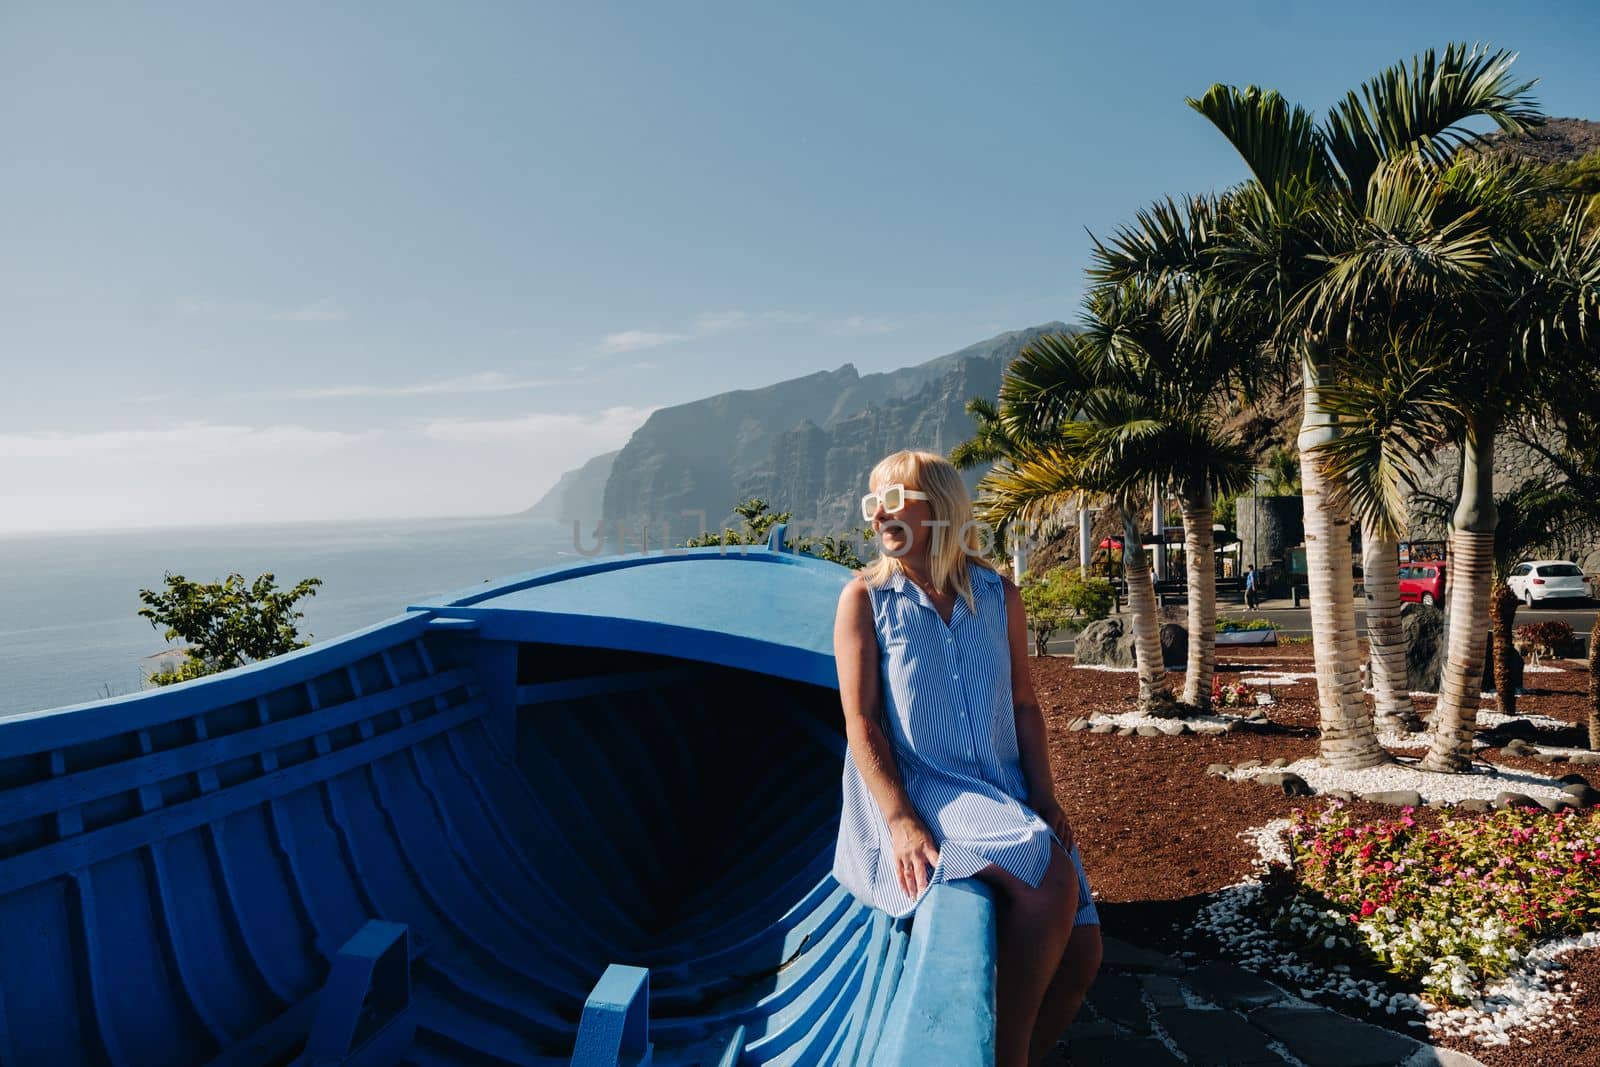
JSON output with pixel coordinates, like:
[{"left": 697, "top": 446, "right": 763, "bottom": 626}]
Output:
[
  {"left": 1399, "top": 562, "right": 1446, "bottom": 607},
  {"left": 1507, "top": 560, "right": 1593, "bottom": 606}
]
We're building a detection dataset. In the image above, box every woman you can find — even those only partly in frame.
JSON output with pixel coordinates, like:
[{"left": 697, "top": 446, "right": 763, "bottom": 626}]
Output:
[{"left": 833, "top": 450, "right": 1102, "bottom": 1067}]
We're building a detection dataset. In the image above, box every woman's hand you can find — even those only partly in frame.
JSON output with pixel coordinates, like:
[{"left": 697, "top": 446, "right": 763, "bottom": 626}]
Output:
[
  {"left": 1034, "top": 796, "right": 1075, "bottom": 853},
  {"left": 889, "top": 814, "right": 941, "bottom": 899}
]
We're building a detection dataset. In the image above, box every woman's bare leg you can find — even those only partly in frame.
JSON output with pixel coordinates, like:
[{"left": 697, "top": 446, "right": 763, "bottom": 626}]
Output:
[
  {"left": 974, "top": 847, "right": 1079, "bottom": 1067},
  {"left": 1029, "top": 922, "right": 1103, "bottom": 1065}
]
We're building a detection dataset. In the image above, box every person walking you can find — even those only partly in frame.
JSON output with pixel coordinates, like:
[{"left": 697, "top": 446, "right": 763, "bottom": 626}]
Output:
[
  {"left": 1245, "top": 563, "right": 1260, "bottom": 610},
  {"left": 833, "top": 449, "right": 1101, "bottom": 1067}
]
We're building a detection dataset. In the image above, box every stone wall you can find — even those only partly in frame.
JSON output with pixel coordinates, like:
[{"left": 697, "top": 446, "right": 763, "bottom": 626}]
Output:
[
  {"left": 1407, "top": 430, "right": 1600, "bottom": 573},
  {"left": 1235, "top": 495, "right": 1305, "bottom": 574}
]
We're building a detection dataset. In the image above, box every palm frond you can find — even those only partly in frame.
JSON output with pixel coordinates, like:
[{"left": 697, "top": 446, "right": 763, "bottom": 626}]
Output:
[
  {"left": 1187, "top": 84, "right": 1333, "bottom": 209},
  {"left": 975, "top": 449, "right": 1092, "bottom": 535},
  {"left": 1000, "top": 331, "right": 1105, "bottom": 434},
  {"left": 1088, "top": 194, "right": 1221, "bottom": 286},
  {"left": 950, "top": 396, "right": 1019, "bottom": 471},
  {"left": 1324, "top": 43, "right": 1542, "bottom": 206},
  {"left": 1315, "top": 331, "right": 1466, "bottom": 537},
  {"left": 1292, "top": 157, "right": 1494, "bottom": 331}
]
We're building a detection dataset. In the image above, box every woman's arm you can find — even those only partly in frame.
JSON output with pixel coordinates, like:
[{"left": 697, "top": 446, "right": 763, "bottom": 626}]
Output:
[
  {"left": 836, "top": 578, "right": 940, "bottom": 898},
  {"left": 1004, "top": 577, "right": 1075, "bottom": 851}
]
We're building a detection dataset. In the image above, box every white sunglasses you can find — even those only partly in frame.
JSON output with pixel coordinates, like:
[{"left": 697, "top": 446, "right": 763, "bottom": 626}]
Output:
[{"left": 861, "top": 483, "right": 930, "bottom": 520}]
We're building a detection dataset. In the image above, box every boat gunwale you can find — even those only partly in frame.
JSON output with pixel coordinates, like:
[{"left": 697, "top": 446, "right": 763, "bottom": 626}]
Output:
[{"left": 2, "top": 545, "right": 848, "bottom": 755}]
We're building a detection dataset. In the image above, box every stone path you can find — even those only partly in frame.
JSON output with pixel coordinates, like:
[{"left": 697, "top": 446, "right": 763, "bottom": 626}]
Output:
[{"left": 1057, "top": 936, "right": 1484, "bottom": 1067}]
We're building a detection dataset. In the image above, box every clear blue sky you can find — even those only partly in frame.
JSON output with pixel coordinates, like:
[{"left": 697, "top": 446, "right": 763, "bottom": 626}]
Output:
[{"left": 4, "top": 1, "right": 1597, "bottom": 532}]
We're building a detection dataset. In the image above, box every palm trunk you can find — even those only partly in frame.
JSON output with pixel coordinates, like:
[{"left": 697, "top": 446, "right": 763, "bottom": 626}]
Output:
[
  {"left": 1300, "top": 360, "right": 1389, "bottom": 769},
  {"left": 1180, "top": 489, "right": 1217, "bottom": 710},
  {"left": 1122, "top": 511, "right": 1179, "bottom": 715},
  {"left": 1588, "top": 613, "right": 1600, "bottom": 750},
  {"left": 1423, "top": 424, "right": 1498, "bottom": 773},
  {"left": 1362, "top": 534, "right": 1412, "bottom": 726},
  {"left": 1490, "top": 582, "right": 1520, "bottom": 716}
]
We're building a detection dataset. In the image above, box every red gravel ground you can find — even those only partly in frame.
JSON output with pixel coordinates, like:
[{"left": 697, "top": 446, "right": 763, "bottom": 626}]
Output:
[{"left": 1037, "top": 647, "right": 1600, "bottom": 1066}]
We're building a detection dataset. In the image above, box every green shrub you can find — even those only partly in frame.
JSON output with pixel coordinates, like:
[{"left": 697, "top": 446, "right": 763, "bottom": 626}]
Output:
[
  {"left": 681, "top": 498, "right": 873, "bottom": 568},
  {"left": 1217, "top": 616, "right": 1279, "bottom": 633},
  {"left": 138, "top": 572, "right": 322, "bottom": 686},
  {"left": 1269, "top": 804, "right": 1600, "bottom": 1004},
  {"left": 1021, "top": 569, "right": 1114, "bottom": 656}
]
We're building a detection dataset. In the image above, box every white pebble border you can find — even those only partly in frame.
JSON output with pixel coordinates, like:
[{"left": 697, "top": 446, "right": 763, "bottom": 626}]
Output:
[
  {"left": 1070, "top": 664, "right": 1138, "bottom": 673},
  {"left": 1383, "top": 711, "right": 1582, "bottom": 750},
  {"left": 1374, "top": 728, "right": 1444, "bottom": 750},
  {"left": 1241, "top": 671, "right": 1317, "bottom": 686},
  {"left": 1085, "top": 709, "right": 1259, "bottom": 734},
  {"left": 1190, "top": 820, "right": 1597, "bottom": 1047},
  {"left": 1229, "top": 755, "right": 1571, "bottom": 803},
  {"left": 1515, "top": 743, "right": 1600, "bottom": 758},
  {"left": 1477, "top": 710, "right": 1572, "bottom": 732},
  {"left": 1522, "top": 663, "right": 1567, "bottom": 674}
]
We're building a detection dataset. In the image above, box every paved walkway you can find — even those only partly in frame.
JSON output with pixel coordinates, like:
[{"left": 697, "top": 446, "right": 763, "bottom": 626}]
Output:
[{"left": 1059, "top": 936, "right": 1484, "bottom": 1067}]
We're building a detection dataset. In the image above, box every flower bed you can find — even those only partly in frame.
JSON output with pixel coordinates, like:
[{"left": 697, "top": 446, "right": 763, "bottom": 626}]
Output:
[
  {"left": 1217, "top": 616, "right": 1280, "bottom": 633},
  {"left": 1268, "top": 804, "right": 1600, "bottom": 1004}
]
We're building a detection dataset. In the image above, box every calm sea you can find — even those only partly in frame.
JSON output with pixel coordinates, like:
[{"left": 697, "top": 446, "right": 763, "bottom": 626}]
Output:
[{"left": 0, "top": 515, "right": 583, "bottom": 718}]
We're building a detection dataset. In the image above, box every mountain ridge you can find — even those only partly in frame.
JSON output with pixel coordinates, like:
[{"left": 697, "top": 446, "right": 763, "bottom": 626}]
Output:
[{"left": 530, "top": 323, "right": 1070, "bottom": 536}]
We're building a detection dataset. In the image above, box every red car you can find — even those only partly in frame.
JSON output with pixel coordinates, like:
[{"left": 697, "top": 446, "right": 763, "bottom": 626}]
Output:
[{"left": 1399, "top": 562, "right": 1446, "bottom": 607}]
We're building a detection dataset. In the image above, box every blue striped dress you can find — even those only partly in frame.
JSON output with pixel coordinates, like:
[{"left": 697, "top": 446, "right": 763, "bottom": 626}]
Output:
[{"left": 833, "top": 562, "right": 1098, "bottom": 923}]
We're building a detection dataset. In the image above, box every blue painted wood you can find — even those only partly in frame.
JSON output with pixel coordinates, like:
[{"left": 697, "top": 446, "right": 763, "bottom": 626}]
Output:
[
  {"left": 713, "top": 1025, "right": 747, "bottom": 1067},
  {"left": 572, "top": 964, "right": 653, "bottom": 1067},
  {"left": 302, "top": 920, "right": 414, "bottom": 1067},
  {"left": 0, "top": 544, "right": 1006, "bottom": 1065},
  {"left": 0, "top": 614, "right": 434, "bottom": 755},
  {"left": 0, "top": 695, "right": 487, "bottom": 895},
  {"left": 872, "top": 881, "right": 998, "bottom": 1066},
  {"left": 1, "top": 672, "right": 466, "bottom": 824},
  {"left": 513, "top": 667, "right": 701, "bottom": 707},
  {"left": 407, "top": 550, "right": 850, "bottom": 688}
]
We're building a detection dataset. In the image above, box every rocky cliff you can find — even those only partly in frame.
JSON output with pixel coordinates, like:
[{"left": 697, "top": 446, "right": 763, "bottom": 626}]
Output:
[
  {"left": 564, "top": 323, "right": 1070, "bottom": 538},
  {"left": 523, "top": 450, "right": 618, "bottom": 523}
]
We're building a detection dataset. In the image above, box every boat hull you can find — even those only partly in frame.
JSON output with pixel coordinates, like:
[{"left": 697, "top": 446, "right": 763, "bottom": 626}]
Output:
[{"left": 0, "top": 544, "right": 994, "bottom": 1065}]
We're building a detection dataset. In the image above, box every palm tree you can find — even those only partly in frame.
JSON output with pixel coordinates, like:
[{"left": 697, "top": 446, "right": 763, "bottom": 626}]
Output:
[
  {"left": 1080, "top": 198, "right": 1275, "bottom": 710},
  {"left": 1098, "top": 45, "right": 1540, "bottom": 768},
  {"left": 980, "top": 297, "right": 1253, "bottom": 714},
  {"left": 951, "top": 396, "right": 1053, "bottom": 577},
  {"left": 1301, "top": 162, "right": 1600, "bottom": 769},
  {"left": 1078, "top": 282, "right": 1257, "bottom": 709},
  {"left": 1315, "top": 331, "right": 1466, "bottom": 728}
]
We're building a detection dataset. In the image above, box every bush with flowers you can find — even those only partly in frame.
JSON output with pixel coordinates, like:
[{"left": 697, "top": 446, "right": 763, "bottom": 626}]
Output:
[
  {"left": 1516, "top": 620, "right": 1575, "bottom": 659},
  {"left": 1210, "top": 676, "right": 1254, "bottom": 707},
  {"left": 1265, "top": 803, "right": 1600, "bottom": 1003}
]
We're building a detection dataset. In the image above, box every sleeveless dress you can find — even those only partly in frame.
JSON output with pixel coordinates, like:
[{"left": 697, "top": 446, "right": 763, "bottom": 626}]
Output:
[{"left": 832, "top": 562, "right": 1098, "bottom": 923}]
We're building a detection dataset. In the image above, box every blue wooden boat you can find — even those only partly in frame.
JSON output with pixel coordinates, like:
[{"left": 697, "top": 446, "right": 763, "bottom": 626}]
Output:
[{"left": 0, "top": 528, "right": 995, "bottom": 1066}]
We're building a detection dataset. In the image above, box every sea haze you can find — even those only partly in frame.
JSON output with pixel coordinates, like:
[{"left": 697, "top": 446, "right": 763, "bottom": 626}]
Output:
[{"left": 0, "top": 516, "right": 582, "bottom": 718}]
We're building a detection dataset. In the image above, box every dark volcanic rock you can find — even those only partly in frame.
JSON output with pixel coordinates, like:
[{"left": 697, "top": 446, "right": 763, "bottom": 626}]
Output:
[
  {"left": 1069, "top": 617, "right": 1189, "bottom": 673},
  {"left": 1403, "top": 604, "right": 1446, "bottom": 693},
  {"left": 1159, "top": 623, "right": 1188, "bottom": 671},
  {"left": 1075, "top": 618, "right": 1134, "bottom": 668},
  {"left": 1257, "top": 772, "right": 1314, "bottom": 797}
]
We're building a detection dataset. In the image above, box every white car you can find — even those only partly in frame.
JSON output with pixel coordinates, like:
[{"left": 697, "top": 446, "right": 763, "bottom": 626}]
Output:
[{"left": 1507, "top": 560, "right": 1592, "bottom": 606}]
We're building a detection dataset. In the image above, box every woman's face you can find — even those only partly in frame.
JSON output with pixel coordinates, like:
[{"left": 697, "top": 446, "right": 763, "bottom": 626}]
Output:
[{"left": 869, "top": 476, "right": 935, "bottom": 559}]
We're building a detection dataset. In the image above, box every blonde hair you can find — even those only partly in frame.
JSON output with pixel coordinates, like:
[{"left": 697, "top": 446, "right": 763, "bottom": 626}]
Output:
[{"left": 859, "top": 449, "right": 996, "bottom": 614}]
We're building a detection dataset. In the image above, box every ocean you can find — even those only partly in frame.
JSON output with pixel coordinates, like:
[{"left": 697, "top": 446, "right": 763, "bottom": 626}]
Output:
[{"left": 0, "top": 515, "right": 584, "bottom": 718}]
